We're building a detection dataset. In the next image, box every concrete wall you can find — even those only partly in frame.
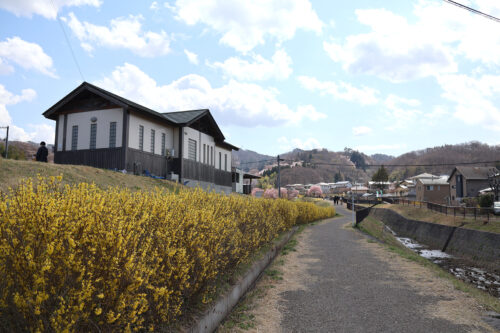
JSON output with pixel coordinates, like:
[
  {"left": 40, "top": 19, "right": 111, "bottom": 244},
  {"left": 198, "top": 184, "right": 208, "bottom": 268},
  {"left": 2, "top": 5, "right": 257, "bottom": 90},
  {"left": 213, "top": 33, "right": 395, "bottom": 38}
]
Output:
[
  {"left": 367, "top": 208, "right": 500, "bottom": 269},
  {"left": 64, "top": 108, "right": 123, "bottom": 150},
  {"left": 183, "top": 178, "right": 232, "bottom": 195}
]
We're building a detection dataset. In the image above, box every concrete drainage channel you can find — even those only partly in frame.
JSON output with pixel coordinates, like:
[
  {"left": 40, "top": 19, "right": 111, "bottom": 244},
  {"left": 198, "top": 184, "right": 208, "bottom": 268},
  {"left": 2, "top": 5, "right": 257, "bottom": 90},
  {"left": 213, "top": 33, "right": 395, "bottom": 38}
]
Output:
[
  {"left": 383, "top": 225, "right": 500, "bottom": 330},
  {"left": 188, "top": 226, "right": 297, "bottom": 333}
]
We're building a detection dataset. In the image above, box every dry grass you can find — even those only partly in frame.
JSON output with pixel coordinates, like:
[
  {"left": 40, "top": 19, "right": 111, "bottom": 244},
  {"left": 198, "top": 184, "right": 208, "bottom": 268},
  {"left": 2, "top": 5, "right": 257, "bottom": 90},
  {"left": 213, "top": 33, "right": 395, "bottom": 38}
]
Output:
[
  {"left": 378, "top": 203, "right": 500, "bottom": 234},
  {"left": 0, "top": 158, "right": 180, "bottom": 193}
]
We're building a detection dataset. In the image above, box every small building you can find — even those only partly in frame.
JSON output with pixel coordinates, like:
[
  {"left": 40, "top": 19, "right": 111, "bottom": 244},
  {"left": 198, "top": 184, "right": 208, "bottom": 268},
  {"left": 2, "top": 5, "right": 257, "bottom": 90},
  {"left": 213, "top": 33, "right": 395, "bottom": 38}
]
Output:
[
  {"left": 448, "top": 166, "right": 499, "bottom": 205},
  {"left": 42, "top": 82, "right": 238, "bottom": 194},
  {"left": 416, "top": 178, "right": 450, "bottom": 204}
]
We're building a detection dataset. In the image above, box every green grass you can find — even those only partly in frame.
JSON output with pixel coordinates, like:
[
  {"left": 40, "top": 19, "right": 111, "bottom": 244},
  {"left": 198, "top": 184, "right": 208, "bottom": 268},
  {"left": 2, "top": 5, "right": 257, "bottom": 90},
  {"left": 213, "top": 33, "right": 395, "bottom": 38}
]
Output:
[
  {"left": 356, "top": 216, "right": 500, "bottom": 313},
  {"left": 378, "top": 204, "right": 500, "bottom": 234},
  {"left": 281, "top": 239, "right": 298, "bottom": 255},
  {"left": 0, "top": 158, "right": 180, "bottom": 194}
]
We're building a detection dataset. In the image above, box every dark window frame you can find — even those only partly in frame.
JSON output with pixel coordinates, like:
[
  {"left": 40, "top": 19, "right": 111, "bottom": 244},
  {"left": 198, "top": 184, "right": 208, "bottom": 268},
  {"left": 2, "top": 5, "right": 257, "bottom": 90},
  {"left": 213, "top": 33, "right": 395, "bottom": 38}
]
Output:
[
  {"left": 71, "top": 125, "right": 78, "bottom": 151},
  {"left": 109, "top": 122, "right": 116, "bottom": 148}
]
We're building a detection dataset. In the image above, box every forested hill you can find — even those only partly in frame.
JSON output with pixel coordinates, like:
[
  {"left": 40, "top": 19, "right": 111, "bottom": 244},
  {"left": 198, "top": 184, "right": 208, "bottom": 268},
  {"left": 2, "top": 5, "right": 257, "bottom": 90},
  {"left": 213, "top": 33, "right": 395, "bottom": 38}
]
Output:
[
  {"left": 232, "top": 149, "right": 274, "bottom": 172},
  {"left": 386, "top": 142, "right": 500, "bottom": 180}
]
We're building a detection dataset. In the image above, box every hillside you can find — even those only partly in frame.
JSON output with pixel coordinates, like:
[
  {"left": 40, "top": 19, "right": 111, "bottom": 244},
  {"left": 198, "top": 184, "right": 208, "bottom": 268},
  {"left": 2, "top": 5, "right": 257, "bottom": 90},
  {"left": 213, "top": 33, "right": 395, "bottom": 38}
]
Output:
[
  {"left": 0, "top": 158, "right": 179, "bottom": 194},
  {"left": 233, "top": 149, "right": 273, "bottom": 172},
  {"left": 1, "top": 141, "right": 55, "bottom": 162},
  {"left": 386, "top": 142, "right": 500, "bottom": 180}
]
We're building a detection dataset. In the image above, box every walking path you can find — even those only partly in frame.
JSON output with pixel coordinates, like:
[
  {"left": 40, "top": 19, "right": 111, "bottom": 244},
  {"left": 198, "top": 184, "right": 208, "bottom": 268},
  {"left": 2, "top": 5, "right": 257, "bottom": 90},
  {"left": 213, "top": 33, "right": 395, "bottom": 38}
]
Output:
[{"left": 239, "top": 204, "right": 495, "bottom": 332}]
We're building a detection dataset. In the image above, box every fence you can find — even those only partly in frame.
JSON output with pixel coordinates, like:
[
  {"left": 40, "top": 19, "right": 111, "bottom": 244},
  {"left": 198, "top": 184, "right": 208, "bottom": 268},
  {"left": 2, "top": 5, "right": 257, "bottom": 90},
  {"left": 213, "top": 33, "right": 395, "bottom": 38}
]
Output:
[{"left": 392, "top": 198, "right": 499, "bottom": 221}]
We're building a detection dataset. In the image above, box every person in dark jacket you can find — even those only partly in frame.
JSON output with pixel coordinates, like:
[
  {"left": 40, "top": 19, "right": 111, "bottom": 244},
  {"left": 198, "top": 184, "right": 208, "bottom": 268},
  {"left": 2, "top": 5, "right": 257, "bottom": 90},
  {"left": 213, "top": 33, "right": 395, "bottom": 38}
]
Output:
[{"left": 35, "top": 141, "right": 48, "bottom": 162}]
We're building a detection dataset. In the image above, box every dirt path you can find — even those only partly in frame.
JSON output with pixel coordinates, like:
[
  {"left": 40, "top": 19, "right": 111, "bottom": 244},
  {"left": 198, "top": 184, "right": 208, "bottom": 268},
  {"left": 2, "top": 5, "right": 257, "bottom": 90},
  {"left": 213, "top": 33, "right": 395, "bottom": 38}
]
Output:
[{"left": 226, "top": 205, "right": 496, "bottom": 332}]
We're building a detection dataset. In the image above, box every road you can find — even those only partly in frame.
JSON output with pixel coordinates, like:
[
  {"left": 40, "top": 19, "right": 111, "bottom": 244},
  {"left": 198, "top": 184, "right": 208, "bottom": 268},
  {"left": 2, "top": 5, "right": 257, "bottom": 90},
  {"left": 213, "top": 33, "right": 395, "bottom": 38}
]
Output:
[{"left": 239, "top": 204, "right": 496, "bottom": 332}]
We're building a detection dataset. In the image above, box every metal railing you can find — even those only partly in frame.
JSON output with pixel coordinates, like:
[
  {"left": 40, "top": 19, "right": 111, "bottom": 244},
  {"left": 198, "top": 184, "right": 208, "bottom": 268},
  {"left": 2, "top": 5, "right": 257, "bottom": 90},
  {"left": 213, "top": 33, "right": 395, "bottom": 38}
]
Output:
[{"left": 392, "top": 198, "right": 499, "bottom": 221}]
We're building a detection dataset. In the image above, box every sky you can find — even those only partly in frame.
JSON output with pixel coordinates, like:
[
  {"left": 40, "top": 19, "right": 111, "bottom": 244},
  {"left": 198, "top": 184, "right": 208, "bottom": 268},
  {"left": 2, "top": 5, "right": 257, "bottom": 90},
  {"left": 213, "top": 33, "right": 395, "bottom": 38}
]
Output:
[{"left": 1, "top": 0, "right": 500, "bottom": 157}]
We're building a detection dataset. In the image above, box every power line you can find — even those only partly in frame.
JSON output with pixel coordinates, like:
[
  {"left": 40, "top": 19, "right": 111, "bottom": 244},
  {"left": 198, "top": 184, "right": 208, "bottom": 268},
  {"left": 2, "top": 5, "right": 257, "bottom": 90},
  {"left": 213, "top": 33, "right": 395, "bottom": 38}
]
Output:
[
  {"left": 289, "top": 160, "right": 500, "bottom": 168},
  {"left": 50, "top": 0, "right": 85, "bottom": 81},
  {"left": 443, "top": 0, "right": 500, "bottom": 23}
]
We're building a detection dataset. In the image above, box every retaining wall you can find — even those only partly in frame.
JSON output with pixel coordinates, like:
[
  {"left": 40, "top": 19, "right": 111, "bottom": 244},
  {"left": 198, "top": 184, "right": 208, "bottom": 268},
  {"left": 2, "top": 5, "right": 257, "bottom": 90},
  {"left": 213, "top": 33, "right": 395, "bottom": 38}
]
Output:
[{"left": 365, "top": 208, "right": 500, "bottom": 269}]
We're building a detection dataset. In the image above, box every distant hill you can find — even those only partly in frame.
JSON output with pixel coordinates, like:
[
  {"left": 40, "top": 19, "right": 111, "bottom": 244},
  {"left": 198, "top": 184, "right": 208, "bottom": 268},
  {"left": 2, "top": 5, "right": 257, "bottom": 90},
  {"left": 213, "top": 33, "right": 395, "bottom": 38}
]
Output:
[
  {"left": 233, "top": 149, "right": 274, "bottom": 172},
  {"left": 386, "top": 142, "right": 500, "bottom": 180},
  {"left": 371, "top": 153, "right": 395, "bottom": 164},
  {"left": 0, "top": 141, "right": 54, "bottom": 162}
]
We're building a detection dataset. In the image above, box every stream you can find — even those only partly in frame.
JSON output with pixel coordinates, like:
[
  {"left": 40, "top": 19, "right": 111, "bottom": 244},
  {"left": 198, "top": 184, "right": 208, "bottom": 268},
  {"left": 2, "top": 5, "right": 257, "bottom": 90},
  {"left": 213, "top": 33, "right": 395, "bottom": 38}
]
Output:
[{"left": 384, "top": 226, "right": 500, "bottom": 299}]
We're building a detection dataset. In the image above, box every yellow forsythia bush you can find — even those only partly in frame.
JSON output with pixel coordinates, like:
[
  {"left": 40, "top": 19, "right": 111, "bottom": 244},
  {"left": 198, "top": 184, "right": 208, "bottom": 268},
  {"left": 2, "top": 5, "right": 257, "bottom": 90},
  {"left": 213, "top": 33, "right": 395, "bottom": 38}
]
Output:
[{"left": 0, "top": 176, "right": 335, "bottom": 332}]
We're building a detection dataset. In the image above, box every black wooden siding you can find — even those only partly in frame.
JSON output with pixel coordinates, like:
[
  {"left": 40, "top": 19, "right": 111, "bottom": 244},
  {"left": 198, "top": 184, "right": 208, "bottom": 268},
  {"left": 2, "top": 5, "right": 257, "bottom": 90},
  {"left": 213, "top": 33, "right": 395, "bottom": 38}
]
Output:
[
  {"left": 179, "top": 158, "right": 231, "bottom": 186},
  {"left": 55, "top": 148, "right": 231, "bottom": 186},
  {"left": 126, "top": 148, "right": 168, "bottom": 177},
  {"left": 55, "top": 148, "right": 125, "bottom": 170}
]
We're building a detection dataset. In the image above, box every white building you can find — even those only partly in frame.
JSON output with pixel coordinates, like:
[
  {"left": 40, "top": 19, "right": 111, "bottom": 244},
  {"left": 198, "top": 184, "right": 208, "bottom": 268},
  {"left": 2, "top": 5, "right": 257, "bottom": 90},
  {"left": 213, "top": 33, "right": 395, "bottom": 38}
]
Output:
[{"left": 43, "top": 82, "right": 238, "bottom": 194}]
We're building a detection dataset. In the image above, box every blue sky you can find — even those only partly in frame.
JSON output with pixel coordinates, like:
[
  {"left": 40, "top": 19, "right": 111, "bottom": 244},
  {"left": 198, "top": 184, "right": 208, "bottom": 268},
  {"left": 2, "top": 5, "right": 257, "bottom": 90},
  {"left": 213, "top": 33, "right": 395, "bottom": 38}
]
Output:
[{"left": 1, "top": 0, "right": 500, "bottom": 156}]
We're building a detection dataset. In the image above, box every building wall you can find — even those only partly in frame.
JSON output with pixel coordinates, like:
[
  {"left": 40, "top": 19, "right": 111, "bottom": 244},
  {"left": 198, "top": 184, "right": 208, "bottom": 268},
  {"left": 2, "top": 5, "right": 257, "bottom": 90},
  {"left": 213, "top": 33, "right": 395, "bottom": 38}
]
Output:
[
  {"left": 128, "top": 112, "right": 176, "bottom": 155},
  {"left": 182, "top": 126, "right": 216, "bottom": 165},
  {"left": 215, "top": 145, "right": 231, "bottom": 172},
  {"left": 466, "top": 179, "right": 490, "bottom": 198},
  {"left": 416, "top": 181, "right": 450, "bottom": 204},
  {"left": 57, "top": 114, "right": 64, "bottom": 151},
  {"left": 64, "top": 108, "right": 123, "bottom": 150}
]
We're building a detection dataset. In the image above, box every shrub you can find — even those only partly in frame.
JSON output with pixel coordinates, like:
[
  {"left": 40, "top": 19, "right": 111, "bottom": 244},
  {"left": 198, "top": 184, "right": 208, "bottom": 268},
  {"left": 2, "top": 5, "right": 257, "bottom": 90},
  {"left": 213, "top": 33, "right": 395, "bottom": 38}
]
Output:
[
  {"left": 478, "top": 194, "right": 494, "bottom": 208},
  {"left": 0, "top": 176, "right": 335, "bottom": 332}
]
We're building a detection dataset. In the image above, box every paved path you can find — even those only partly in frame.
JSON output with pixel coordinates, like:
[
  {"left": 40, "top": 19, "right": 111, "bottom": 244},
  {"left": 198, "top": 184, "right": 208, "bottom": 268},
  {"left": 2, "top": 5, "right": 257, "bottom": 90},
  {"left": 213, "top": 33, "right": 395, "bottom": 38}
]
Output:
[{"left": 278, "top": 204, "right": 486, "bottom": 332}]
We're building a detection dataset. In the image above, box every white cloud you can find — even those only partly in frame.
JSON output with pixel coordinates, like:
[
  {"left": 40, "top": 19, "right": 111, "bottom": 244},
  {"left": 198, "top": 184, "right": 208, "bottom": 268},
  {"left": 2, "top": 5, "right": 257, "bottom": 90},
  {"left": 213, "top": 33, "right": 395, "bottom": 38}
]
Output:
[
  {"left": 278, "top": 136, "right": 321, "bottom": 151},
  {"left": 94, "top": 63, "right": 325, "bottom": 127},
  {"left": 66, "top": 12, "right": 171, "bottom": 57},
  {"left": 208, "top": 49, "right": 292, "bottom": 81},
  {"left": 383, "top": 94, "right": 422, "bottom": 130},
  {"left": 0, "top": 84, "right": 53, "bottom": 142},
  {"left": 352, "top": 126, "right": 372, "bottom": 136},
  {"left": 437, "top": 73, "right": 500, "bottom": 131},
  {"left": 298, "top": 75, "right": 379, "bottom": 105},
  {"left": 355, "top": 143, "right": 407, "bottom": 152},
  {"left": 172, "top": 0, "right": 323, "bottom": 53},
  {"left": 150, "top": 1, "right": 159, "bottom": 11},
  {"left": 326, "top": 1, "right": 500, "bottom": 82},
  {"left": 184, "top": 49, "right": 199, "bottom": 65},
  {"left": 0, "top": 0, "right": 101, "bottom": 19},
  {"left": 0, "top": 37, "right": 57, "bottom": 77}
]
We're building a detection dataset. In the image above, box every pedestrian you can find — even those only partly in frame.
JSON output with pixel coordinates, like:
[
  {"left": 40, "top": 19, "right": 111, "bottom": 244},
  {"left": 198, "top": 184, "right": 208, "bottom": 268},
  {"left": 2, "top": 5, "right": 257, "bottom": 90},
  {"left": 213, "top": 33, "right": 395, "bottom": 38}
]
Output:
[{"left": 36, "top": 141, "right": 48, "bottom": 162}]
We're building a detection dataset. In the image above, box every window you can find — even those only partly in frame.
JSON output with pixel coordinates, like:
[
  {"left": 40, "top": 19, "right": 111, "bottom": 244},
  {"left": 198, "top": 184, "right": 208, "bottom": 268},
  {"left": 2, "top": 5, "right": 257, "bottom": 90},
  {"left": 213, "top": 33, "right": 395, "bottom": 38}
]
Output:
[
  {"left": 203, "top": 144, "right": 206, "bottom": 163},
  {"left": 426, "top": 185, "right": 434, "bottom": 191},
  {"left": 219, "top": 152, "right": 221, "bottom": 169},
  {"left": 139, "top": 125, "right": 144, "bottom": 151},
  {"left": 90, "top": 123, "right": 97, "bottom": 150},
  {"left": 71, "top": 125, "right": 78, "bottom": 151},
  {"left": 188, "top": 138, "right": 197, "bottom": 160},
  {"left": 109, "top": 122, "right": 116, "bottom": 148},
  {"left": 210, "top": 146, "right": 213, "bottom": 165},
  {"left": 151, "top": 129, "right": 155, "bottom": 153},
  {"left": 224, "top": 154, "right": 227, "bottom": 171},
  {"left": 161, "top": 133, "right": 166, "bottom": 156}
]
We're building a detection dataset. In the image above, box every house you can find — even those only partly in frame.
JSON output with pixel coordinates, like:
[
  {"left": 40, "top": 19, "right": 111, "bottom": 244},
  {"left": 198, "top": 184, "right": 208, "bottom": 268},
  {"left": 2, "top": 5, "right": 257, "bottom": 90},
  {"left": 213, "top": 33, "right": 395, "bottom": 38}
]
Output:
[
  {"left": 416, "top": 178, "right": 450, "bottom": 204},
  {"left": 316, "top": 182, "right": 331, "bottom": 194},
  {"left": 42, "top": 82, "right": 238, "bottom": 194},
  {"left": 448, "top": 166, "right": 499, "bottom": 205},
  {"left": 232, "top": 168, "right": 261, "bottom": 194}
]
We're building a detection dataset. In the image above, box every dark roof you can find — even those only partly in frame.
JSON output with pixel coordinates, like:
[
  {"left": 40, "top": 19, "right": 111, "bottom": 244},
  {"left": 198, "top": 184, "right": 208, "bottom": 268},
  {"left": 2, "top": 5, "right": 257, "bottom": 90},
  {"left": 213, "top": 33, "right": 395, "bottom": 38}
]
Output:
[
  {"left": 42, "top": 82, "right": 238, "bottom": 150},
  {"left": 447, "top": 166, "right": 499, "bottom": 182},
  {"left": 162, "top": 109, "right": 207, "bottom": 124}
]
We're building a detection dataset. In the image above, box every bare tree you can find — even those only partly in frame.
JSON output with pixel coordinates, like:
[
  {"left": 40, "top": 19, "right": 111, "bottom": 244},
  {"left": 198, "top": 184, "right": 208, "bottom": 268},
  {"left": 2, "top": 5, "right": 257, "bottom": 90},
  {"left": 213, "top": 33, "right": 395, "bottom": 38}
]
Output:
[{"left": 488, "top": 169, "right": 500, "bottom": 201}]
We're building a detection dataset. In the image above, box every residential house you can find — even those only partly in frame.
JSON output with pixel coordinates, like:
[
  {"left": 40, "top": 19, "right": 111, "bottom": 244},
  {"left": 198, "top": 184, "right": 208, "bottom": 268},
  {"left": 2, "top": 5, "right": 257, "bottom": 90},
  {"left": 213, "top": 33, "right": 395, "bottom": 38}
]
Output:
[
  {"left": 42, "top": 82, "right": 238, "bottom": 194},
  {"left": 448, "top": 166, "right": 499, "bottom": 205},
  {"left": 416, "top": 178, "right": 450, "bottom": 204}
]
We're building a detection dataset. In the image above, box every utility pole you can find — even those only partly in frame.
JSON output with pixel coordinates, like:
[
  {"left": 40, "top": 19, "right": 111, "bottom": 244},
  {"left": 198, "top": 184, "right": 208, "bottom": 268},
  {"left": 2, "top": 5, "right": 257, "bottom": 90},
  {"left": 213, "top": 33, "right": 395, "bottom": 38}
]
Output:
[
  {"left": 0, "top": 126, "right": 8, "bottom": 159},
  {"left": 277, "top": 155, "right": 284, "bottom": 198},
  {"left": 278, "top": 155, "right": 281, "bottom": 198}
]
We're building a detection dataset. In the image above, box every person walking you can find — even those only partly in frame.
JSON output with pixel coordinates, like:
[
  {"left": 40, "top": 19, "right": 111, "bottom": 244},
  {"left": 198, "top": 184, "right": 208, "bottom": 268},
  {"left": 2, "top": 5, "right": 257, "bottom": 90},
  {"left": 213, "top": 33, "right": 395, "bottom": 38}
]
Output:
[{"left": 35, "top": 141, "right": 48, "bottom": 162}]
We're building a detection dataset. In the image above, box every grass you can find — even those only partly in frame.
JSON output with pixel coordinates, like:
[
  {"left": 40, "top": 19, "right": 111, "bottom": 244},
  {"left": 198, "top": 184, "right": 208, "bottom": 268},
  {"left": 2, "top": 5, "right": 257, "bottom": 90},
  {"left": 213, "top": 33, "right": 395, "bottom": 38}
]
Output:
[
  {"left": 0, "top": 158, "right": 180, "bottom": 194},
  {"left": 356, "top": 216, "right": 500, "bottom": 313},
  {"left": 378, "top": 204, "right": 500, "bottom": 234}
]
